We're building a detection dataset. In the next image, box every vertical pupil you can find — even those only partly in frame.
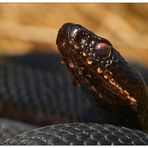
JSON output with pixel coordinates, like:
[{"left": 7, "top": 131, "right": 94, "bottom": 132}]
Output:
[{"left": 95, "top": 42, "right": 111, "bottom": 57}]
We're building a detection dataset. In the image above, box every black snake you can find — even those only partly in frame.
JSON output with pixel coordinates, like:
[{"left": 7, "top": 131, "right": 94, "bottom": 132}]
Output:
[{"left": 0, "top": 23, "right": 148, "bottom": 145}]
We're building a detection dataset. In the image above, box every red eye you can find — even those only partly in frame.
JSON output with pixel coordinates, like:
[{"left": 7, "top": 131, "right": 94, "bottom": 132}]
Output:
[{"left": 94, "top": 42, "right": 111, "bottom": 58}]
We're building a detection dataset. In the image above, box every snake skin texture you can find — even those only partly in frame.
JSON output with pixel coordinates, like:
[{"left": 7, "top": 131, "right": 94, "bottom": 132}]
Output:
[
  {"left": 0, "top": 54, "right": 141, "bottom": 128},
  {"left": 0, "top": 54, "right": 148, "bottom": 144},
  {"left": 0, "top": 54, "right": 98, "bottom": 126},
  {"left": 0, "top": 118, "right": 36, "bottom": 144},
  {"left": 3, "top": 123, "right": 148, "bottom": 145}
]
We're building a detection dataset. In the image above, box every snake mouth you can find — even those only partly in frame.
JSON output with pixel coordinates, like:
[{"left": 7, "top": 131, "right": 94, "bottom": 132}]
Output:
[{"left": 90, "top": 65, "right": 137, "bottom": 110}]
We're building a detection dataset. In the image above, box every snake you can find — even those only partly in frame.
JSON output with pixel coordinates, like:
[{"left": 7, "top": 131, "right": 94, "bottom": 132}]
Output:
[{"left": 0, "top": 23, "right": 148, "bottom": 145}]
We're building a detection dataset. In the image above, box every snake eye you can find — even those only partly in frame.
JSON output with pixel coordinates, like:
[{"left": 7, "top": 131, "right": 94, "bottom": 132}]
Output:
[{"left": 94, "top": 42, "right": 111, "bottom": 58}]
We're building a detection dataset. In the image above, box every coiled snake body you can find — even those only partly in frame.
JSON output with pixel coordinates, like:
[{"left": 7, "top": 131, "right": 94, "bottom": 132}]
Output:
[{"left": 0, "top": 23, "right": 148, "bottom": 145}]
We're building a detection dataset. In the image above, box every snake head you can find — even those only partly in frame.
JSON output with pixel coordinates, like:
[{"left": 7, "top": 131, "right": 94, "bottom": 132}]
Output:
[
  {"left": 56, "top": 23, "right": 112, "bottom": 62},
  {"left": 56, "top": 23, "right": 147, "bottom": 117}
]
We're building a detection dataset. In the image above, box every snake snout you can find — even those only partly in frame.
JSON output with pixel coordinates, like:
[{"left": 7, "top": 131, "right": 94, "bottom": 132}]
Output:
[
  {"left": 56, "top": 23, "right": 80, "bottom": 42},
  {"left": 56, "top": 23, "right": 84, "bottom": 60}
]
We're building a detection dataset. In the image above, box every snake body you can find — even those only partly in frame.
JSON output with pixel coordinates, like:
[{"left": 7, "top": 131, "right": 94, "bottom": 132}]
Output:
[
  {"left": 0, "top": 54, "right": 98, "bottom": 126},
  {"left": 0, "top": 23, "right": 148, "bottom": 144}
]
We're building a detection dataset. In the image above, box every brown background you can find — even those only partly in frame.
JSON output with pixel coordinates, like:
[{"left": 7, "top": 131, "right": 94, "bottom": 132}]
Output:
[{"left": 0, "top": 4, "right": 148, "bottom": 67}]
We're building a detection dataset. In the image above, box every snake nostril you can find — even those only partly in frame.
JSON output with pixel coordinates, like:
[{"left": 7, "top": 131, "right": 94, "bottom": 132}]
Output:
[{"left": 94, "top": 42, "right": 111, "bottom": 58}]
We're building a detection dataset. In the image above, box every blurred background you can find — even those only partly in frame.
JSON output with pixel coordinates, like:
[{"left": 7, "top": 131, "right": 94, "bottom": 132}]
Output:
[{"left": 0, "top": 4, "right": 148, "bottom": 66}]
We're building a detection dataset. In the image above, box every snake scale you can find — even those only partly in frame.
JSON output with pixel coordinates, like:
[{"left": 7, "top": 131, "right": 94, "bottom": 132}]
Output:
[{"left": 0, "top": 23, "right": 148, "bottom": 145}]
